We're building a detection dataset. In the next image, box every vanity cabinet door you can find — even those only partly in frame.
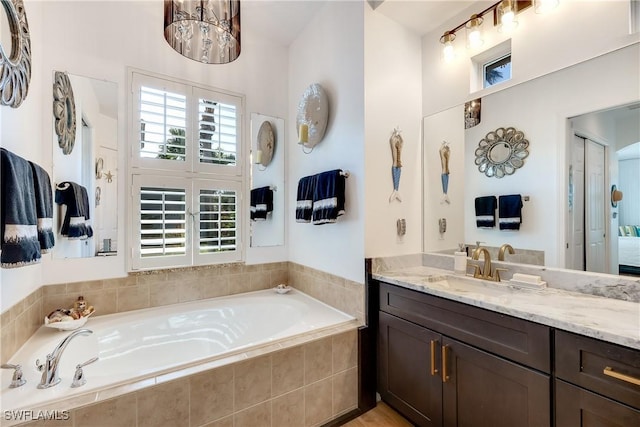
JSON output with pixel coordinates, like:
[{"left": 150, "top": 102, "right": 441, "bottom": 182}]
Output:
[
  {"left": 555, "top": 379, "right": 640, "bottom": 426},
  {"left": 441, "top": 338, "right": 551, "bottom": 427},
  {"left": 379, "top": 311, "right": 443, "bottom": 427}
]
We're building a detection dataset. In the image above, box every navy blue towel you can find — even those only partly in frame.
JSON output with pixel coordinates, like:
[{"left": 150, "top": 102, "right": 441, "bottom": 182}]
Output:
[
  {"left": 250, "top": 186, "right": 274, "bottom": 221},
  {"left": 1, "top": 148, "right": 42, "bottom": 267},
  {"left": 29, "top": 161, "right": 55, "bottom": 252},
  {"left": 55, "top": 182, "right": 93, "bottom": 239},
  {"left": 312, "top": 169, "right": 346, "bottom": 225},
  {"left": 499, "top": 194, "right": 523, "bottom": 230},
  {"left": 296, "top": 175, "right": 316, "bottom": 223},
  {"left": 475, "top": 196, "right": 497, "bottom": 228}
]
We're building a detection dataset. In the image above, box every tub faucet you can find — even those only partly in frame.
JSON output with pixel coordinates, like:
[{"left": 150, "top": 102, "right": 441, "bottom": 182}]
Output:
[
  {"left": 36, "top": 328, "right": 93, "bottom": 389},
  {"left": 498, "top": 244, "right": 515, "bottom": 261}
]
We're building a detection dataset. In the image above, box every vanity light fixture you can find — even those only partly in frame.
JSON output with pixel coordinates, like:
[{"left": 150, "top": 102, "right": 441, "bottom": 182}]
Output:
[
  {"left": 497, "top": 0, "right": 519, "bottom": 32},
  {"left": 438, "top": 0, "right": 542, "bottom": 60},
  {"left": 163, "top": 0, "right": 241, "bottom": 64},
  {"left": 534, "top": 0, "right": 559, "bottom": 14},
  {"left": 465, "top": 14, "right": 484, "bottom": 50},
  {"left": 440, "top": 31, "right": 456, "bottom": 62}
]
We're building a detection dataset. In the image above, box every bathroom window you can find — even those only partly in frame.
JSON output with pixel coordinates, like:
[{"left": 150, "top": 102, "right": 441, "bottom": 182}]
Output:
[
  {"left": 471, "top": 39, "right": 512, "bottom": 92},
  {"left": 483, "top": 54, "right": 512, "bottom": 88},
  {"left": 130, "top": 71, "right": 244, "bottom": 270}
]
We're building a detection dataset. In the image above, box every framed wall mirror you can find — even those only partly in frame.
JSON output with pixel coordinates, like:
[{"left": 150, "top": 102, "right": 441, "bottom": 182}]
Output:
[
  {"left": 52, "top": 72, "right": 118, "bottom": 259},
  {"left": 250, "top": 113, "right": 285, "bottom": 247}
]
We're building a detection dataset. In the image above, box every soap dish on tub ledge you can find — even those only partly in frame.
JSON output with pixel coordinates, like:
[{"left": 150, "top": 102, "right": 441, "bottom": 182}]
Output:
[
  {"left": 44, "top": 310, "right": 95, "bottom": 331},
  {"left": 274, "top": 284, "right": 292, "bottom": 294}
]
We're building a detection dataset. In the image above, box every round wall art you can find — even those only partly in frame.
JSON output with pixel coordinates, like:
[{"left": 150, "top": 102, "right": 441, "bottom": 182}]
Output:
[
  {"left": 475, "top": 127, "right": 529, "bottom": 178},
  {"left": 53, "top": 71, "right": 77, "bottom": 155},
  {"left": 256, "top": 120, "right": 275, "bottom": 167},
  {"left": 0, "top": 0, "right": 32, "bottom": 108},
  {"left": 296, "top": 83, "right": 329, "bottom": 148}
]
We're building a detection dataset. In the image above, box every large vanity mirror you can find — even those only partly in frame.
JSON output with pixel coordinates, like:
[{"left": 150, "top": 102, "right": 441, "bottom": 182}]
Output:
[
  {"left": 52, "top": 72, "right": 118, "bottom": 259},
  {"left": 423, "top": 44, "right": 639, "bottom": 275},
  {"left": 249, "top": 113, "right": 285, "bottom": 247}
]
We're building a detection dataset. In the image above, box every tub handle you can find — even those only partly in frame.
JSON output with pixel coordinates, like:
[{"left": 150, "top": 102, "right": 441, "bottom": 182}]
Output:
[
  {"left": 71, "top": 356, "right": 99, "bottom": 388},
  {"left": 1, "top": 364, "right": 26, "bottom": 388}
]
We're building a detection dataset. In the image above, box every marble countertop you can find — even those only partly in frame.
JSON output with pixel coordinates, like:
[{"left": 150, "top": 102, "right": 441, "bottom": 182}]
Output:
[{"left": 373, "top": 266, "right": 640, "bottom": 350}]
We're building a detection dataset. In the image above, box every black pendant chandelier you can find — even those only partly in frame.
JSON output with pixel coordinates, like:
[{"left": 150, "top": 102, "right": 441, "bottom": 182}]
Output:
[{"left": 164, "top": 0, "right": 241, "bottom": 64}]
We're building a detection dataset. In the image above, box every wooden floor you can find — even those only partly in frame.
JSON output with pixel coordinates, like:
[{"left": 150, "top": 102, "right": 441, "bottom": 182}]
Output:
[{"left": 342, "top": 402, "right": 413, "bottom": 427}]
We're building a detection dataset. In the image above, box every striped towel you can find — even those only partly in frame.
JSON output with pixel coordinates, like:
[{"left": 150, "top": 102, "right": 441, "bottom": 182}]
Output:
[
  {"left": 475, "top": 196, "right": 497, "bottom": 228},
  {"left": 296, "top": 175, "right": 316, "bottom": 223},
  {"left": 312, "top": 169, "right": 346, "bottom": 225},
  {"left": 499, "top": 195, "right": 523, "bottom": 230}
]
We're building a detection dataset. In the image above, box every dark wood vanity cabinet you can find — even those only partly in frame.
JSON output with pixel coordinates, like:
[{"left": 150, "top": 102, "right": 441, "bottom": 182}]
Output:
[
  {"left": 376, "top": 281, "right": 640, "bottom": 427},
  {"left": 554, "top": 330, "right": 640, "bottom": 425},
  {"left": 378, "top": 282, "right": 551, "bottom": 427}
]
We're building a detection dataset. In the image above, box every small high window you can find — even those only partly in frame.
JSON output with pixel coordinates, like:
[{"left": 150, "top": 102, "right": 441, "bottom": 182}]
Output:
[{"left": 483, "top": 53, "right": 512, "bottom": 88}]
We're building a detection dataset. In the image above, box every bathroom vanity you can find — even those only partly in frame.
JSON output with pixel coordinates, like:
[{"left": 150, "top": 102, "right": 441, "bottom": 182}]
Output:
[{"left": 370, "top": 267, "right": 640, "bottom": 427}]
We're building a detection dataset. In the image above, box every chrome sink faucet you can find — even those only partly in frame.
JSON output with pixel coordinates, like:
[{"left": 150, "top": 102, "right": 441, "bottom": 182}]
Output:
[{"left": 36, "top": 328, "right": 93, "bottom": 389}]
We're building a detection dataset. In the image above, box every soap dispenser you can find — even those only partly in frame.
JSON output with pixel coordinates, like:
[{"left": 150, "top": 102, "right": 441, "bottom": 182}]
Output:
[{"left": 454, "top": 244, "right": 467, "bottom": 275}]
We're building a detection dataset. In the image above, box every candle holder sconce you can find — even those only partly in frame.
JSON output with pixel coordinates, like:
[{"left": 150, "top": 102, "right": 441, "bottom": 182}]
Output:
[{"left": 296, "top": 83, "right": 329, "bottom": 154}]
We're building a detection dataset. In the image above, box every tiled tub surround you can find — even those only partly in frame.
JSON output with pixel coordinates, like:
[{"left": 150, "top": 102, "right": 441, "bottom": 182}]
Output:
[
  {"left": 1, "top": 261, "right": 364, "bottom": 364},
  {"left": 10, "top": 325, "right": 358, "bottom": 427},
  {"left": 372, "top": 260, "right": 640, "bottom": 350}
]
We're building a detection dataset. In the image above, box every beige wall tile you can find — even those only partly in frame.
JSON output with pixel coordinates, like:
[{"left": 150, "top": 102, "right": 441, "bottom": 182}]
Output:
[
  {"left": 117, "top": 285, "right": 150, "bottom": 312},
  {"left": 179, "top": 280, "right": 204, "bottom": 303},
  {"left": 233, "top": 401, "right": 271, "bottom": 427},
  {"left": 304, "top": 377, "right": 332, "bottom": 427},
  {"left": 43, "top": 284, "right": 67, "bottom": 296},
  {"left": 189, "top": 365, "right": 234, "bottom": 426},
  {"left": 16, "top": 413, "right": 74, "bottom": 427},
  {"left": 332, "top": 330, "right": 357, "bottom": 374},
  {"left": 200, "top": 415, "right": 233, "bottom": 427},
  {"left": 227, "top": 273, "right": 252, "bottom": 295},
  {"left": 272, "top": 388, "right": 304, "bottom": 427},
  {"left": 136, "top": 272, "right": 168, "bottom": 285},
  {"left": 1, "top": 322, "right": 16, "bottom": 364},
  {"left": 270, "top": 269, "right": 288, "bottom": 287},
  {"left": 78, "top": 289, "right": 117, "bottom": 317},
  {"left": 73, "top": 395, "right": 136, "bottom": 427},
  {"left": 42, "top": 294, "right": 76, "bottom": 319},
  {"left": 234, "top": 354, "right": 271, "bottom": 411},
  {"left": 136, "top": 379, "right": 189, "bottom": 427},
  {"left": 66, "top": 280, "right": 104, "bottom": 294},
  {"left": 304, "top": 337, "right": 332, "bottom": 384},
  {"left": 202, "top": 277, "right": 230, "bottom": 299},
  {"left": 108, "top": 276, "right": 137, "bottom": 288},
  {"left": 249, "top": 271, "right": 271, "bottom": 291},
  {"left": 271, "top": 346, "right": 304, "bottom": 397},
  {"left": 149, "top": 281, "right": 180, "bottom": 307},
  {"left": 332, "top": 367, "right": 358, "bottom": 416}
]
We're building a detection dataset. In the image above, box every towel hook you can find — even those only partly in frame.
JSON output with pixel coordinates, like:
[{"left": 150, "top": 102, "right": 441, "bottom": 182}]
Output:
[{"left": 340, "top": 170, "right": 350, "bottom": 178}]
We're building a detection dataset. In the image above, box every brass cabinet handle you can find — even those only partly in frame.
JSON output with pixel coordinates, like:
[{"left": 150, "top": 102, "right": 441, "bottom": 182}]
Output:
[
  {"left": 441, "top": 344, "right": 450, "bottom": 383},
  {"left": 430, "top": 340, "right": 439, "bottom": 376},
  {"left": 603, "top": 366, "right": 640, "bottom": 386}
]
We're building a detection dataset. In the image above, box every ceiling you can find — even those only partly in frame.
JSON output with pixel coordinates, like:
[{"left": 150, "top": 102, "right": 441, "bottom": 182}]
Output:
[{"left": 242, "top": 0, "right": 478, "bottom": 46}]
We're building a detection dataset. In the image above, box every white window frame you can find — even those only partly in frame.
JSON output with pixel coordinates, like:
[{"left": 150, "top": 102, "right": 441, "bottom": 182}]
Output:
[
  {"left": 470, "top": 39, "right": 512, "bottom": 92},
  {"left": 128, "top": 69, "right": 245, "bottom": 271},
  {"left": 130, "top": 71, "right": 243, "bottom": 177}
]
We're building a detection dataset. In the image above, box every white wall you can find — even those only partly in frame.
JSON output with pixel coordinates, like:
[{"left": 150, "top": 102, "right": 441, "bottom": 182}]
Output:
[
  {"left": 0, "top": 0, "right": 45, "bottom": 310},
  {"left": 364, "top": 5, "right": 423, "bottom": 258},
  {"left": 287, "top": 1, "right": 365, "bottom": 284},
  {"left": 619, "top": 159, "right": 640, "bottom": 226},
  {"left": 421, "top": 0, "right": 639, "bottom": 115},
  {"left": 1, "top": 0, "right": 290, "bottom": 311}
]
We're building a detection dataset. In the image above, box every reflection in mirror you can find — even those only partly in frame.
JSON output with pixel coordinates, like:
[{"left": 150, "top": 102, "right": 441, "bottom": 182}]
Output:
[
  {"left": 250, "top": 113, "right": 284, "bottom": 247},
  {"left": 52, "top": 73, "right": 118, "bottom": 259},
  {"left": 1, "top": 3, "right": 12, "bottom": 55},
  {"left": 423, "top": 45, "right": 639, "bottom": 273}
]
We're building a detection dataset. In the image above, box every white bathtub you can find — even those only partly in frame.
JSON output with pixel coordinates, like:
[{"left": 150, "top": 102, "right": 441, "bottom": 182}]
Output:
[{"left": 1, "top": 288, "right": 355, "bottom": 412}]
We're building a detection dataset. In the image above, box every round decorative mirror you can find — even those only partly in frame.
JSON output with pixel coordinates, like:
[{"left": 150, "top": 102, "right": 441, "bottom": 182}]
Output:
[
  {"left": 53, "top": 71, "right": 77, "bottom": 155},
  {"left": 474, "top": 127, "right": 529, "bottom": 178},
  {"left": 0, "top": 0, "right": 32, "bottom": 108}
]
